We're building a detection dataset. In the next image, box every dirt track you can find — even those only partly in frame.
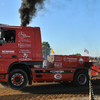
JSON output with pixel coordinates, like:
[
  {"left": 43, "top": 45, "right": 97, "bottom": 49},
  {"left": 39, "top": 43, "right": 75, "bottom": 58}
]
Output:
[{"left": 0, "top": 81, "right": 100, "bottom": 100}]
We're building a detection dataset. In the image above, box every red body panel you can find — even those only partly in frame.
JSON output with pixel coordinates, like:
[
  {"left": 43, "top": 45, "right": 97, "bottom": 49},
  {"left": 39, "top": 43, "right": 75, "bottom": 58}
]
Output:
[
  {"left": 31, "top": 55, "right": 89, "bottom": 82},
  {"left": 92, "top": 63, "right": 100, "bottom": 76},
  {"left": 31, "top": 68, "right": 76, "bottom": 82},
  {"left": 47, "top": 55, "right": 89, "bottom": 68}
]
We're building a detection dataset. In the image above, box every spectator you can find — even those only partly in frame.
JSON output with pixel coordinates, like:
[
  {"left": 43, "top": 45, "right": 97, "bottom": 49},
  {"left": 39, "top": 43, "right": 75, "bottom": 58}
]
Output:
[{"left": 43, "top": 60, "right": 47, "bottom": 68}]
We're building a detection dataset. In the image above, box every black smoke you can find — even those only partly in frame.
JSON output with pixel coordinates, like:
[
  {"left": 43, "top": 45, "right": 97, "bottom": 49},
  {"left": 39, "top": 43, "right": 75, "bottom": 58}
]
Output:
[{"left": 19, "top": 0, "right": 45, "bottom": 26}]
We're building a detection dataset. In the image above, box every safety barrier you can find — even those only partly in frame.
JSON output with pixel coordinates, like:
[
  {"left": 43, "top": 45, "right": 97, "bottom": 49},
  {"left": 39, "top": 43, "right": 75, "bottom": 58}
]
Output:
[{"left": 88, "top": 68, "right": 100, "bottom": 100}]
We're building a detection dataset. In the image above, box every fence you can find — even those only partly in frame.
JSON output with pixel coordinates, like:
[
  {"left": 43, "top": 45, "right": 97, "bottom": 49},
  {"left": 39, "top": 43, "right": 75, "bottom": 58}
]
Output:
[{"left": 88, "top": 68, "right": 100, "bottom": 100}]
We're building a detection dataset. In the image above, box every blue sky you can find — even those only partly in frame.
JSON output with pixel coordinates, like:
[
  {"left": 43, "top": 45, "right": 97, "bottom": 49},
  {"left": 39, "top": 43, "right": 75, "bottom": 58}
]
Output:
[{"left": 0, "top": 0, "right": 100, "bottom": 57}]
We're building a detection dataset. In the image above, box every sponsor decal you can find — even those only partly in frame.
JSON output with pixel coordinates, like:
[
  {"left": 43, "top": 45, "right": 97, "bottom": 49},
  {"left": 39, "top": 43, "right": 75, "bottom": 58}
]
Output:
[
  {"left": 79, "top": 58, "right": 84, "bottom": 64},
  {"left": 66, "top": 57, "right": 77, "bottom": 62},
  {"left": 55, "top": 57, "right": 62, "bottom": 61},
  {"left": 54, "top": 62, "right": 62, "bottom": 68},
  {"left": 18, "top": 43, "right": 31, "bottom": 48},
  {"left": 19, "top": 49, "right": 32, "bottom": 59},
  {"left": 23, "top": 53, "right": 28, "bottom": 58},
  {"left": 19, "top": 49, "right": 31, "bottom": 54},
  {"left": 18, "top": 31, "right": 31, "bottom": 42},
  {"left": 2, "top": 50, "right": 15, "bottom": 54},
  {"left": 54, "top": 74, "right": 62, "bottom": 79},
  {"left": 50, "top": 70, "right": 64, "bottom": 73}
]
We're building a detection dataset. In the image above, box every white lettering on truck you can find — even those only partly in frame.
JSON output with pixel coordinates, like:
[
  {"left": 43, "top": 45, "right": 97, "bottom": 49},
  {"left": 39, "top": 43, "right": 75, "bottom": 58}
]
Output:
[
  {"left": 54, "top": 62, "right": 62, "bottom": 68},
  {"left": 66, "top": 57, "right": 77, "bottom": 62},
  {"left": 18, "top": 43, "right": 31, "bottom": 48},
  {"left": 18, "top": 31, "right": 31, "bottom": 42},
  {"left": 19, "top": 50, "right": 31, "bottom": 54},
  {"left": 2, "top": 50, "right": 15, "bottom": 54},
  {"left": 50, "top": 70, "right": 64, "bottom": 73}
]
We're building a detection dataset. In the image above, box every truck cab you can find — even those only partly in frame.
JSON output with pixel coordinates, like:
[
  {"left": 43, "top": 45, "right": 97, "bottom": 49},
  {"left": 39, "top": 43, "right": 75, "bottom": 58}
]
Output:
[{"left": 0, "top": 24, "right": 42, "bottom": 89}]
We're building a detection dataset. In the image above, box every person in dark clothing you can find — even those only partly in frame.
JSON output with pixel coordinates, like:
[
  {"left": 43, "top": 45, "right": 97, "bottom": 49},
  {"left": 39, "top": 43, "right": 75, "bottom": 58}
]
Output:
[{"left": 8, "top": 36, "right": 15, "bottom": 43}]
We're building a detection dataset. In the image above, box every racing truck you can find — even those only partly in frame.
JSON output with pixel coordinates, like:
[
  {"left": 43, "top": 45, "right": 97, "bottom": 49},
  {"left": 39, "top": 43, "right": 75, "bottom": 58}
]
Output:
[{"left": 0, "top": 24, "right": 93, "bottom": 90}]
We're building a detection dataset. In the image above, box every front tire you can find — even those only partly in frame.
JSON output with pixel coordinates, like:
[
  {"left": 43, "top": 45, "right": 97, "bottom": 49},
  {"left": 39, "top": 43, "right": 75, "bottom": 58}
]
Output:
[
  {"left": 8, "top": 69, "right": 28, "bottom": 90},
  {"left": 74, "top": 70, "right": 88, "bottom": 86}
]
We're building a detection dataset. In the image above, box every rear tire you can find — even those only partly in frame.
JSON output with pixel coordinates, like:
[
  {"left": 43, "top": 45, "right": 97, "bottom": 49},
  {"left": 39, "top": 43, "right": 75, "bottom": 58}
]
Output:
[
  {"left": 74, "top": 70, "right": 88, "bottom": 86},
  {"left": 8, "top": 69, "right": 28, "bottom": 90}
]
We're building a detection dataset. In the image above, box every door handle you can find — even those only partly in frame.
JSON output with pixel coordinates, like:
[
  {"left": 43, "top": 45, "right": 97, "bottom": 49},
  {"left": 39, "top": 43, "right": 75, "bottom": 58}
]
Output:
[{"left": 12, "top": 55, "right": 17, "bottom": 58}]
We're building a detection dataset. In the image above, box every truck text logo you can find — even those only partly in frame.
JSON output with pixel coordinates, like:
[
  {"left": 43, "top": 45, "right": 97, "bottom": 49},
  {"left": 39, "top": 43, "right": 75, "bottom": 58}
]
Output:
[
  {"left": 66, "top": 57, "right": 77, "bottom": 62},
  {"left": 54, "top": 74, "right": 62, "bottom": 79},
  {"left": 54, "top": 62, "right": 62, "bottom": 68},
  {"left": 18, "top": 31, "right": 31, "bottom": 42},
  {"left": 2, "top": 50, "right": 15, "bottom": 54},
  {"left": 79, "top": 58, "right": 84, "bottom": 64},
  {"left": 23, "top": 53, "right": 28, "bottom": 58},
  {"left": 18, "top": 43, "right": 31, "bottom": 48}
]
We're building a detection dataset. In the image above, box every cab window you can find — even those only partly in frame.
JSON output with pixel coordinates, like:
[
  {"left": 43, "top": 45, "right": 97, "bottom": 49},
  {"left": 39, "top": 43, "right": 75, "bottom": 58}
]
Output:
[
  {"left": 3, "top": 29, "right": 16, "bottom": 43},
  {"left": 0, "top": 28, "right": 4, "bottom": 43}
]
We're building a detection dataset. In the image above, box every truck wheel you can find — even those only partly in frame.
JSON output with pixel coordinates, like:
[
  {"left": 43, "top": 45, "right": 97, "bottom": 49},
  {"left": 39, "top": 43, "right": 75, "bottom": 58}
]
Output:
[
  {"left": 0, "top": 82, "right": 9, "bottom": 88},
  {"left": 8, "top": 69, "right": 28, "bottom": 90},
  {"left": 74, "top": 70, "right": 88, "bottom": 86}
]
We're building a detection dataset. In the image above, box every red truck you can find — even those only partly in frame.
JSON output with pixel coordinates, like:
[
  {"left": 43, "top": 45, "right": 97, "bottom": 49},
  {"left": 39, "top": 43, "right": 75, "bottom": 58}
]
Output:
[{"left": 0, "top": 24, "right": 93, "bottom": 90}]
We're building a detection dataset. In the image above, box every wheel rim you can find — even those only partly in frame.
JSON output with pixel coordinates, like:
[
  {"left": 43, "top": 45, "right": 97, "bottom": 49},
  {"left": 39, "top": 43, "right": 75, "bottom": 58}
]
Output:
[
  {"left": 77, "top": 74, "right": 87, "bottom": 85},
  {"left": 11, "top": 73, "right": 24, "bottom": 86}
]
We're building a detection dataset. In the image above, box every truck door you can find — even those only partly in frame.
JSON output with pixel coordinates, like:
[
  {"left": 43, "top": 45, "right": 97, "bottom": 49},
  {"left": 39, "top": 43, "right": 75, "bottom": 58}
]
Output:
[
  {"left": 17, "top": 29, "right": 34, "bottom": 61},
  {"left": 0, "top": 28, "right": 17, "bottom": 73}
]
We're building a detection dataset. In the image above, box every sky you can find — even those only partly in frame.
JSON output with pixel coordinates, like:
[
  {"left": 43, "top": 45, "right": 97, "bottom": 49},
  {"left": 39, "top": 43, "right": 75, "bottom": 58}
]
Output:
[{"left": 0, "top": 0, "right": 100, "bottom": 57}]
